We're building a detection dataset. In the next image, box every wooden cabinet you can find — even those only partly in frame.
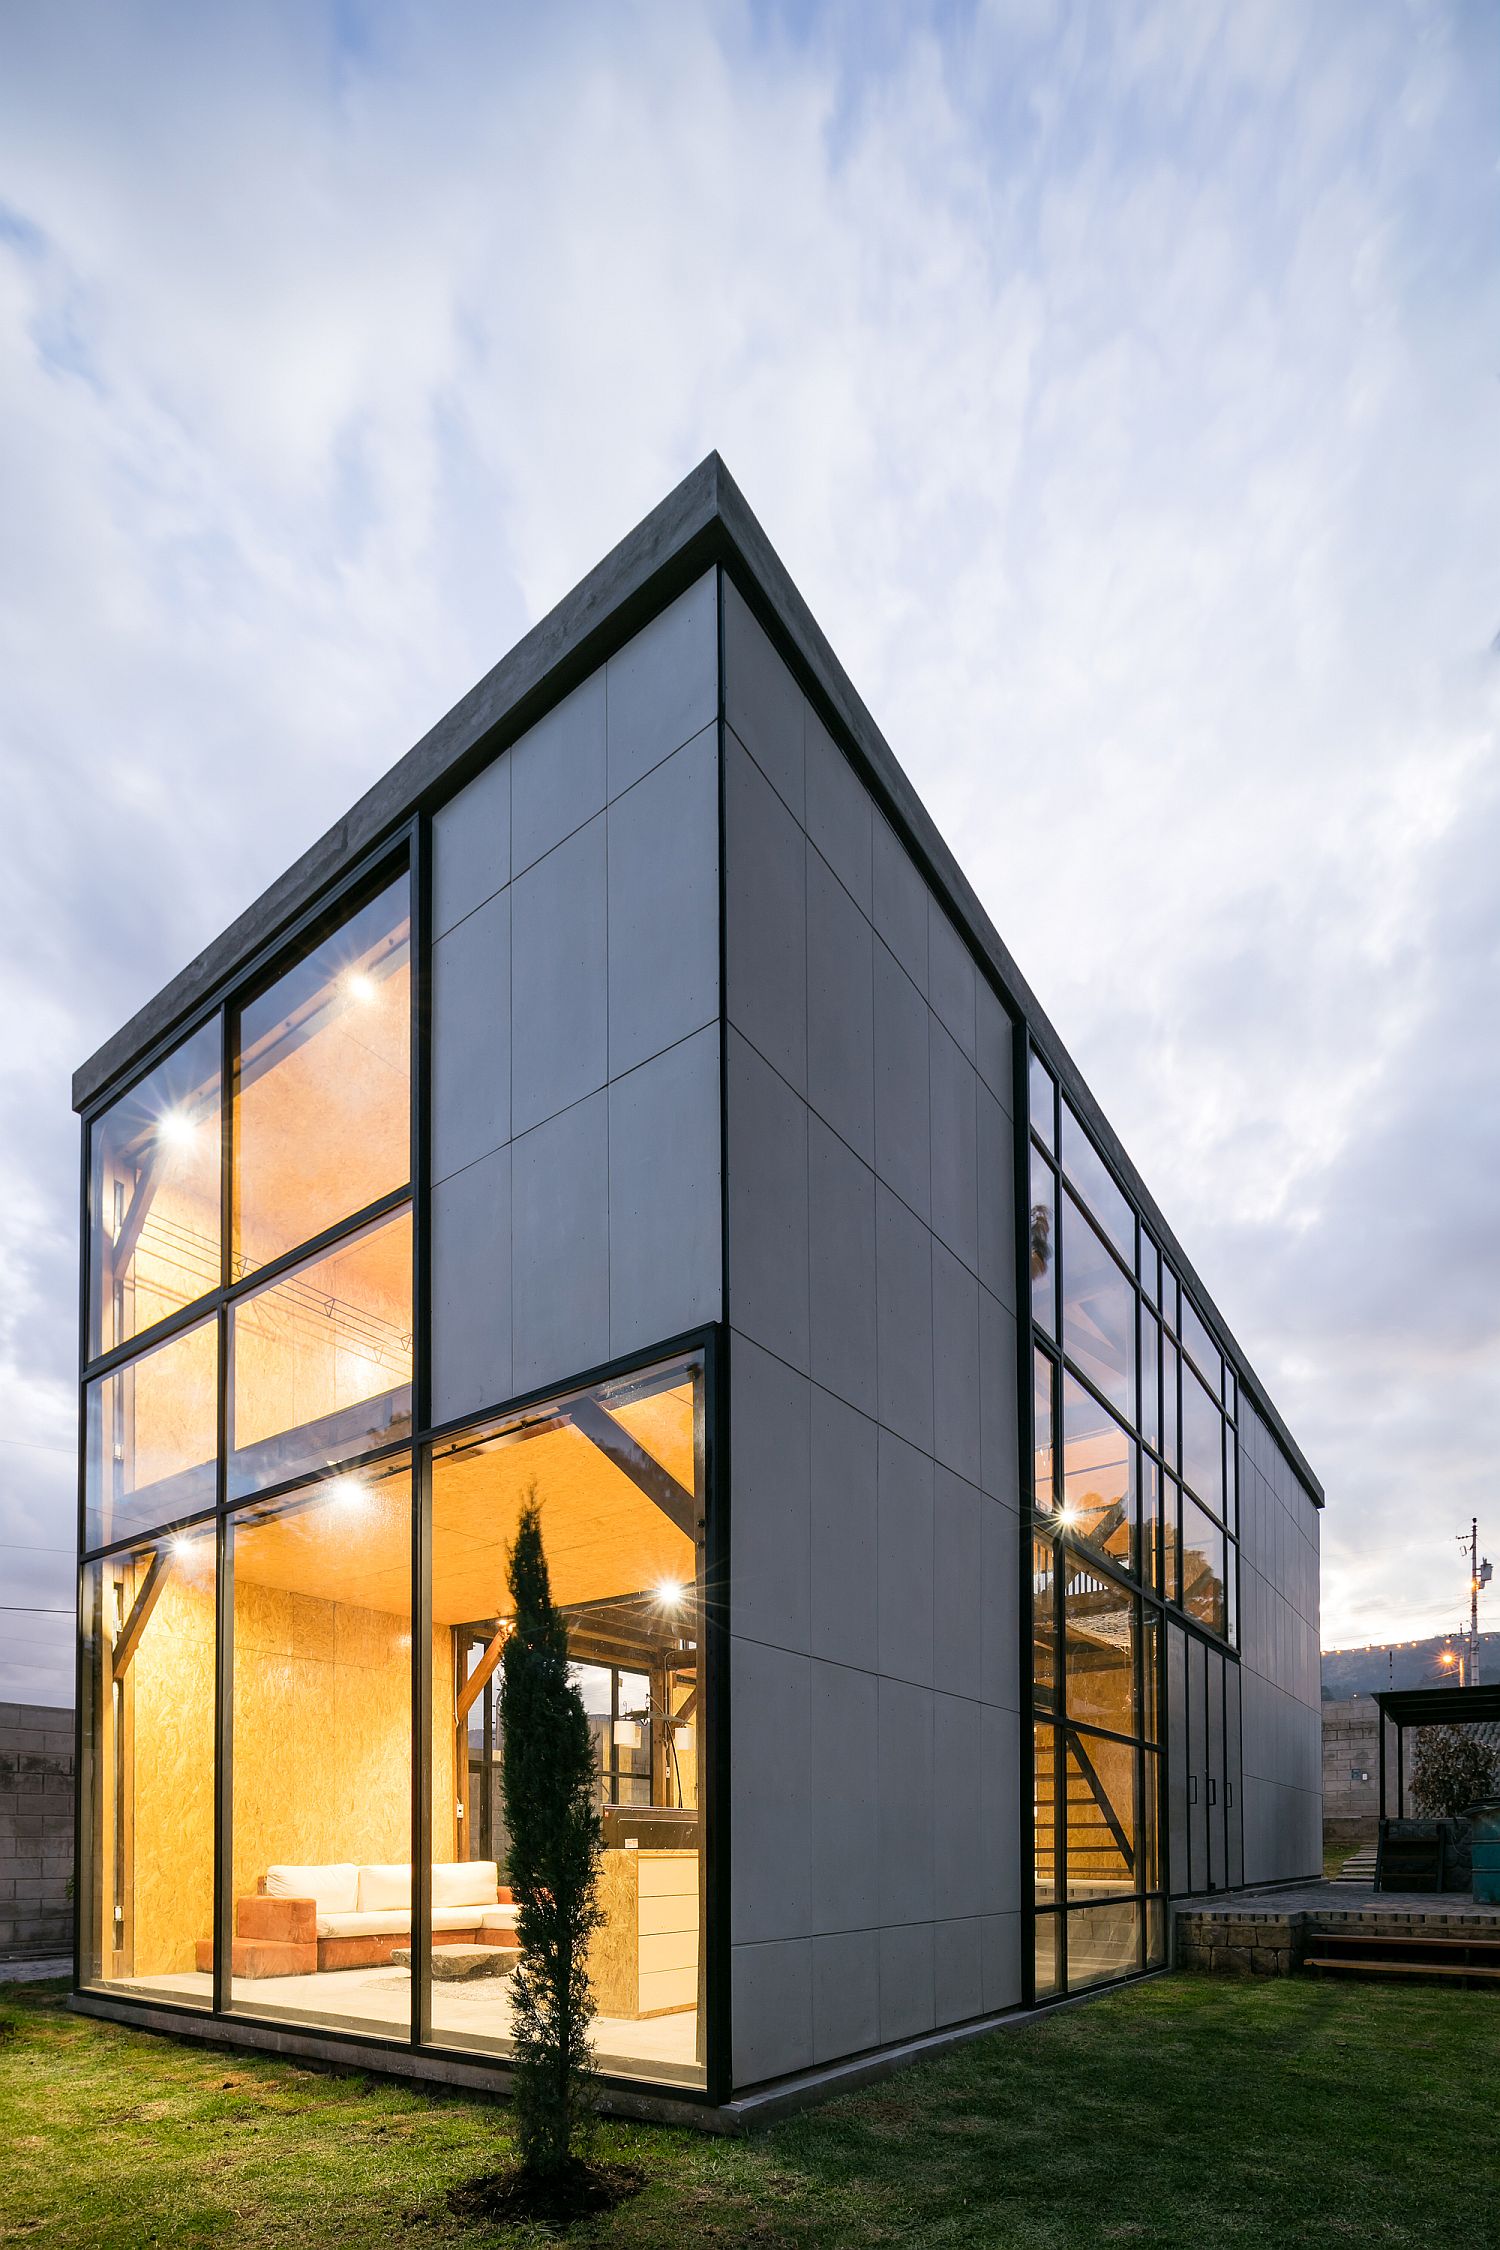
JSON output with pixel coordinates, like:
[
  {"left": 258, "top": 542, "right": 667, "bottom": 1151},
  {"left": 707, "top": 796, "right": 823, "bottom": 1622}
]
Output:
[{"left": 590, "top": 1848, "right": 698, "bottom": 2019}]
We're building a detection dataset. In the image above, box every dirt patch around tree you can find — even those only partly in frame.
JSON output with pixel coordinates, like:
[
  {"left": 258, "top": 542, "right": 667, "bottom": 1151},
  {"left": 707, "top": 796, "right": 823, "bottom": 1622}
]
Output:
[{"left": 447, "top": 2157, "right": 646, "bottom": 2230}]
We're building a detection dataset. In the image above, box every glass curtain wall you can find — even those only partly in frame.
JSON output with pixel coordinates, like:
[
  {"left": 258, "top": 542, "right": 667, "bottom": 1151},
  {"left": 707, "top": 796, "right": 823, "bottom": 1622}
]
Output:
[
  {"left": 79, "top": 1519, "right": 216, "bottom": 2001},
  {"left": 80, "top": 867, "right": 414, "bottom": 2013},
  {"left": 78, "top": 845, "right": 711, "bottom": 2095},
  {"left": 227, "top": 1455, "right": 414, "bottom": 2036},
  {"left": 428, "top": 1352, "right": 706, "bottom": 2089},
  {"left": 1028, "top": 1050, "right": 1238, "bottom": 1996}
]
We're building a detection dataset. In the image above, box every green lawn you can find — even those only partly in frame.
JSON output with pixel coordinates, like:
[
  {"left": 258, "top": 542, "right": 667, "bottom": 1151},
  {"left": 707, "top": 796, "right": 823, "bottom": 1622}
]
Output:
[{"left": 2, "top": 1971, "right": 1493, "bottom": 2248}]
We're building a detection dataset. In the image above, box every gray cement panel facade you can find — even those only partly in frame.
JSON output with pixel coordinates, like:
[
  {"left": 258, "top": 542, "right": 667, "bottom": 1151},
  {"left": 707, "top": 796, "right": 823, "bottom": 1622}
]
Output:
[
  {"left": 429, "top": 573, "right": 722, "bottom": 1423},
  {"left": 1237, "top": 1397, "right": 1322, "bottom": 1884},
  {"left": 721, "top": 583, "right": 1022, "bottom": 2087}
]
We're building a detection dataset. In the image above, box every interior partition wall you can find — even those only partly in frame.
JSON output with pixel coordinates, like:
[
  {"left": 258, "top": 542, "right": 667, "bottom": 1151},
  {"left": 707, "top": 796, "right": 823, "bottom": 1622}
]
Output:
[{"left": 76, "top": 820, "right": 716, "bottom": 2097}]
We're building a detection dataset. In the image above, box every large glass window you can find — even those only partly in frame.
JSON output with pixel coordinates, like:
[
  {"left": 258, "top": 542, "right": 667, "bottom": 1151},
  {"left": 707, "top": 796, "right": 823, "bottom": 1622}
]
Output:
[
  {"left": 1181, "top": 1491, "right": 1227, "bottom": 1637},
  {"left": 232, "top": 877, "right": 410, "bottom": 1278},
  {"left": 1180, "top": 1296, "right": 1222, "bottom": 1397},
  {"left": 1067, "top": 1900, "right": 1140, "bottom": 1993},
  {"left": 1030, "top": 1054, "right": 1056, "bottom": 1151},
  {"left": 89, "top": 1020, "right": 222, "bottom": 1358},
  {"left": 1061, "top": 1102, "right": 1133, "bottom": 1264},
  {"left": 1062, "top": 1192, "right": 1134, "bottom": 1416},
  {"left": 1181, "top": 1361, "right": 1224, "bottom": 1516},
  {"left": 1060, "top": 1373, "right": 1133, "bottom": 1577},
  {"left": 427, "top": 1350, "right": 705, "bottom": 2088},
  {"left": 1063, "top": 1733, "right": 1136, "bottom": 1901},
  {"left": 85, "top": 1315, "right": 217, "bottom": 1550},
  {"left": 1029, "top": 1149, "right": 1057, "bottom": 1339},
  {"left": 1063, "top": 1555, "right": 1137, "bottom": 1736},
  {"left": 228, "top": 1456, "right": 413, "bottom": 2037},
  {"left": 1032, "top": 1535, "right": 1057, "bottom": 1709},
  {"left": 80, "top": 1521, "right": 216, "bottom": 2006},
  {"left": 1027, "top": 1043, "right": 1245, "bottom": 1998},
  {"left": 1033, "top": 1349, "right": 1055, "bottom": 1517},
  {"left": 1034, "top": 1723, "right": 1059, "bottom": 1905},
  {"left": 228, "top": 1209, "right": 413, "bottom": 1499}
]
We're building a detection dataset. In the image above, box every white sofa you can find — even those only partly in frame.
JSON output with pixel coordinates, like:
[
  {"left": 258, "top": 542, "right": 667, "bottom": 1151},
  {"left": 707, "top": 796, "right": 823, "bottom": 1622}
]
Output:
[
  {"left": 268, "top": 1860, "right": 521, "bottom": 1941},
  {"left": 205, "top": 1859, "right": 520, "bottom": 1977}
]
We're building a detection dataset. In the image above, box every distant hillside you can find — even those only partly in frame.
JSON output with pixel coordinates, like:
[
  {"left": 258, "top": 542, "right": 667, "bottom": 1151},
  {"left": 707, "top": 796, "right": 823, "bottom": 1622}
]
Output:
[{"left": 1321, "top": 1632, "right": 1500, "bottom": 1699}]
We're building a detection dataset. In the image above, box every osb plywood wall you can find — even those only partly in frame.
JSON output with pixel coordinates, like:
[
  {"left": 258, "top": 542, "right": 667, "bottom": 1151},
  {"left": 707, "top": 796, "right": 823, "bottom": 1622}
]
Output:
[
  {"left": 117, "top": 1583, "right": 460, "bottom": 1974},
  {"left": 232, "top": 1213, "right": 413, "bottom": 1457},
  {"left": 230, "top": 1578, "right": 450, "bottom": 1903},
  {"left": 130, "top": 1569, "right": 215, "bottom": 1976}
]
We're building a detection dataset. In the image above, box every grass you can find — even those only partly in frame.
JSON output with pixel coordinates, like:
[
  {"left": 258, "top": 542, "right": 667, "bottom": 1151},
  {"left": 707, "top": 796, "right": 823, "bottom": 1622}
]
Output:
[{"left": 2, "top": 1970, "right": 1495, "bottom": 2248}]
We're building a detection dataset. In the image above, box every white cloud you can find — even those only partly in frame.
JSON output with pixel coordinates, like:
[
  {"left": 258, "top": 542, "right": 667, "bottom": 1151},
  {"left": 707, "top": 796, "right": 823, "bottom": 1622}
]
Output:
[{"left": 0, "top": 0, "right": 1497, "bottom": 1694}]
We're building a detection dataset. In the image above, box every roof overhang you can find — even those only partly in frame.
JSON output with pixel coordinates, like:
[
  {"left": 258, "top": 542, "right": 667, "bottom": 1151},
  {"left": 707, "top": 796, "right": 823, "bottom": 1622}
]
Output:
[{"left": 1375, "top": 1685, "right": 1500, "bottom": 1729}]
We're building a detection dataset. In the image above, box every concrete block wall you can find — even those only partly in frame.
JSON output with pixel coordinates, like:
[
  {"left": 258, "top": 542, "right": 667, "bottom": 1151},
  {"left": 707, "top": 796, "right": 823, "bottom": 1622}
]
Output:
[
  {"left": 720, "top": 581, "right": 1023, "bottom": 2090},
  {"left": 1321, "top": 1696, "right": 1387, "bottom": 1844},
  {"left": 429, "top": 571, "right": 722, "bottom": 1422},
  {"left": 0, "top": 1703, "right": 73, "bottom": 1961},
  {"left": 1237, "top": 1398, "right": 1322, "bottom": 1882}
]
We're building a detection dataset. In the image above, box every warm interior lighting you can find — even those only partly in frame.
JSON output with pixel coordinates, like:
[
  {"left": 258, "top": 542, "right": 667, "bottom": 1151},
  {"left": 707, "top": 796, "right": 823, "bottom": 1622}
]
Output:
[
  {"left": 155, "top": 1108, "right": 197, "bottom": 1148},
  {"left": 342, "top": 971, "right": 378, "bottom": 1006},
  {"left": 326, "top": 1474, "right": 368, "bottom": 1510},
  {"left": 654, "top": 1578, "right": 686, "bottom": 1611},
  {"left": 169, "top": 1534, "right": 198, "bottom": 1561}
]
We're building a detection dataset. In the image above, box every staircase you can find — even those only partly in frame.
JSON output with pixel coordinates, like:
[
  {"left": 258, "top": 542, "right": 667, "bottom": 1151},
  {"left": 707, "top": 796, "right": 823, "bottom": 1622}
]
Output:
[
  {"left": 1330, "top": 1844, "right": 1377, "bottom": 1885},
  {"left": 1304, "top": 1928, "right": 1500, "bottom": 1986},
  {"left": 1035, "top": 1732, "right": 1134, "bottom": 1898}
]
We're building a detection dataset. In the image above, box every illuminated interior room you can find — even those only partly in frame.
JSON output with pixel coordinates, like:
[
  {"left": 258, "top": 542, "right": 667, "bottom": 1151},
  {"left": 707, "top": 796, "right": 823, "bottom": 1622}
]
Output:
[{"left": 73, "top": 456, "right": 1322, "bottom": 2121}]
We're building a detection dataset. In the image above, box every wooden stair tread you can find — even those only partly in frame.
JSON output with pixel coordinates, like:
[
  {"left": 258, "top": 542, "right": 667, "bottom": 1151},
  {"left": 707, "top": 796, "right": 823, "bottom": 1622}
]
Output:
[
  {"left": 1306, "top": 1957, "right": 1500, "bottom": 1980},
  {"left": 1311, "top": 1930, "right": 1500, "bottom": 1951}
]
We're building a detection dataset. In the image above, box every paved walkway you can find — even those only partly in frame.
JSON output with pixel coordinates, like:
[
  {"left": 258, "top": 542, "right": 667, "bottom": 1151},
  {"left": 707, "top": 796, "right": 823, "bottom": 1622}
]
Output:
[{"left": 1177, "top": 1882, "right": 1500, "bottom": 1923}]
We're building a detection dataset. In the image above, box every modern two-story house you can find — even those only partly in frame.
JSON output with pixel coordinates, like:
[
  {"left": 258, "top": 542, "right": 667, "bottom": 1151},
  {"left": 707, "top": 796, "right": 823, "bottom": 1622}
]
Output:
[{"left": 70, "top": 455, "right": 1322, "bottom": 2122}]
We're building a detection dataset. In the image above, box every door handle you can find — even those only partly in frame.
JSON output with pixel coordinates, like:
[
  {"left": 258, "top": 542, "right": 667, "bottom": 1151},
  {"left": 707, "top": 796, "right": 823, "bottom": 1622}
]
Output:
[
  {"left": 1208, "top": 1778, "right": 1217, "bottom": 1807},
  {"left": 1189, "top": 1776, "right": 1198, "bottom": 1804},
  {"left": 1226, "top": 1782, "right": 1233, "bottom": 1808}
]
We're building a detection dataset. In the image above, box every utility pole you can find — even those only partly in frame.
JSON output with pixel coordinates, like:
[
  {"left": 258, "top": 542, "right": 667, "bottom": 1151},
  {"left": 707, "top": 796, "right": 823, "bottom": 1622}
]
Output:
[{"left": 1460, "top": 1519, "right": 1493, "bottom": 1687}]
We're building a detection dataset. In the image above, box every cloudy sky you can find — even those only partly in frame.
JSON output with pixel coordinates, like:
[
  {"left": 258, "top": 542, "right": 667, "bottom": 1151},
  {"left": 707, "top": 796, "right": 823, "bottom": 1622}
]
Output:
[{"left": 2, "top": 0, "right": 1497, "bottom": 1703}]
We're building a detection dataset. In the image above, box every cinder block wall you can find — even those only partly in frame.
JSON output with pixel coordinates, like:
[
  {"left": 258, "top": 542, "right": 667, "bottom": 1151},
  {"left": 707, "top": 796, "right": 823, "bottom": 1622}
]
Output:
[
  {"left": 721, "top": 582, "right": 1023, "bottom": 2090},
  {"left": 1320, "top": 1697, "right": 1387, "bottom": 1844},
  {"left": 0, "top": 1702, "right": 73, "bottom": 1961}
]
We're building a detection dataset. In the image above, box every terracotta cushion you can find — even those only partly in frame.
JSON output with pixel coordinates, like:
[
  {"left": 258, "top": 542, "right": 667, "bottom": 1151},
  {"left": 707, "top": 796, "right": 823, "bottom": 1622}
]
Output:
[
  {"left": 229, "top": 1936, "right": 316, "bottom": 1978},
  {"left": 238, "top": 1894, "right": 317, "bottom": 1944}
]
